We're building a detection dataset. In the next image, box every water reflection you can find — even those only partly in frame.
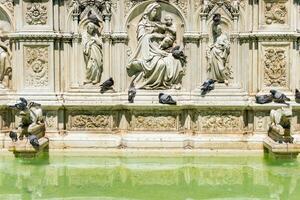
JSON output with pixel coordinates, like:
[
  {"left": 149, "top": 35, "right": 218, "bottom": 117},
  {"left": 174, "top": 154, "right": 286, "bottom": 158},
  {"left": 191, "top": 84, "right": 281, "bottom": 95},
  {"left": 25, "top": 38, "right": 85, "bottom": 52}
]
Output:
[{"left": 0, "top": 155, "right": 299, "bottom": 200}]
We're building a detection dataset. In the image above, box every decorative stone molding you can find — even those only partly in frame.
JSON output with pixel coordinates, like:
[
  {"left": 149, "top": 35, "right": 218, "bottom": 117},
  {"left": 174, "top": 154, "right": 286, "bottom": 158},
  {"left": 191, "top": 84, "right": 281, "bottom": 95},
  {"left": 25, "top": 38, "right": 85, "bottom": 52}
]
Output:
[
  {"left": 265, "top": 2, "right": 287, "bottom": 25},
  {"left": 24, "top": 46, "right": 49, "bottom": 88},
  {"left": 45, "top": 111, "right": 57, "bottom": 129},
  {"left": 111, "top": 33, "right": 128, "bottom": 44},
  {"left": 131, "top": 113, "right": 177, "bottom": 131},
  {"left": 8, "top": 33, "right": 74, "bottom": 42},
  {"left": 183, "top": 33, "right": 201, "bottom": 44},
  {"left": 0, "top": 0, "right": 13, "bottom": 15},
  {"left": 263, "top": 48, "right": 287, "bottom": 87},
  {"left": 199, "top": 0, "right": 244, "bottom": 17},
  {"left": 69, "top": 0, "right": 112, "bottom": 21},
  {"left": 25, "top": 3, "right": 48, "bottom": 25},
  {"left": 72, "top": 115, "right": 110, "bottom": 129},
  {"left": 170, "top": 0, "right": 188, "bottom": 16}
]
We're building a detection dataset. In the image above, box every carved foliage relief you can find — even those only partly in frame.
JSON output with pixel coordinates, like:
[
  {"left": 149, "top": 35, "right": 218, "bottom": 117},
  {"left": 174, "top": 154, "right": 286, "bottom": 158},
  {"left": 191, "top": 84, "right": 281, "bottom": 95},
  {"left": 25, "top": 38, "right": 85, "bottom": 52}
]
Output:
[
  {"left": 24, "top": 46, "right": 49, "bottom": 88},
  {"left": 265, "top": 2, "right": 287, "bottom": 25},
  {"left": 264, "top": 48, "right": 287, "bottom": 87},
  {"left": 25, "top": 3, "right": 48, "bottom": 25},
  {"left": 198, "top": 111, "right": 242, "bottom": 132},
  {"left": 131, "top": 113, "right": 177, "bottom": 131},
  {"left": 71, "top": 113, "right": 111, "bottom": 129}
]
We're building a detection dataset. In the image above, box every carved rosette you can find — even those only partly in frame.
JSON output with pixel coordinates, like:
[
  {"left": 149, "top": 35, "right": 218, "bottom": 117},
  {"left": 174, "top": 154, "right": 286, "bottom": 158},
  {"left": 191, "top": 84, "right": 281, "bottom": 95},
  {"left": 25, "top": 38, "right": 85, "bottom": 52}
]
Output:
[
  {"left": 265, "top": 2, "right": 287, "bottom": 25},
  {"left": 25, "top": 3, "right": 48, "bottom": 25},
  {"left": 263, "top": 48, "right": 287, "bottom": 87},
  {"left": 71, "top": 114, "right": 111, "bottom": 129},
  {"left": 131, "top": 114, "right": 177, "bottom": 131},
  {"left": 198, "top": 111, "right": 242, "bottom": 132},
  {"left": 24, "top": 46, "right": 49, "bottom": 88}
]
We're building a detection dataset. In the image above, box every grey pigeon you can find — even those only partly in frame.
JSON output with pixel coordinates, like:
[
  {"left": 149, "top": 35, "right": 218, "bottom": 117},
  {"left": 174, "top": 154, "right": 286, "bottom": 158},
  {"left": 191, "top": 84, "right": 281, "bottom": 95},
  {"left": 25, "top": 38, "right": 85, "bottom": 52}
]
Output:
[
  {"left": 201, "top": 79, "right": 216, "bottom": 96},
  {"left": 171, "top": 46, "right": 187, "bottom": 65},
  {"left": 270, "top": 89, "right": 290, "bottom": 105},
  {"left": 28, "top": 135, "right": 39, "bottom": 148},
  {"left": 255, "top": 94, "right": 273, "bottom": 104},
  {"left": 295, "top": 89, "right": 300, "bottom": 103},
  {"left": 128, "top": 83, "right": 136, "bottom": 103},
  {"left": 159, "top": 93, "right": 177, "bottom": 105},
  {"left": 9, "top": 97, "right": 28, "bottom": 111},
  {"left": 100, "top": 77, "right": 114, "bottom": 94},
  {"left": 9, "top": 131, "right": 18, "bottom": 142}
]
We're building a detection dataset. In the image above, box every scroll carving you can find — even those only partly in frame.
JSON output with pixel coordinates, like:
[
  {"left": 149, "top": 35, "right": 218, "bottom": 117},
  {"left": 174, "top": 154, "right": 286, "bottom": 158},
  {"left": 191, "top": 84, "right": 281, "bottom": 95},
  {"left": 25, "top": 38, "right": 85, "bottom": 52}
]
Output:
[
  {"left": 132, "top": 114, "right": 177, "bottom": 130},
  {"left": 264, "top": 48, "right": 287, "bottom": 87},
  {"left": 24, "top": 46, "right": 49, "bottom": 88},
  {"left": 72, "top": 114, "right": 110, "bottom": 129},
  {"left": 200, "top": 111, "right": 241, "bottom": 130}
]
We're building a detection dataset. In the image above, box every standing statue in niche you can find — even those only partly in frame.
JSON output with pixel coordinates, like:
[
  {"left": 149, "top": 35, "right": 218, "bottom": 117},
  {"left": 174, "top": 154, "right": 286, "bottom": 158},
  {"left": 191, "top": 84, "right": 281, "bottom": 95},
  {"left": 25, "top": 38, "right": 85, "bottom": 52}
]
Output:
[
  {"left": 206, "top": 14, "right": 230, "bottom": 84},
  {"left": 82, "top": 21, "right": 103, "bottom": 85},
  {"left": 127, "top": 2, "right": 186, "bottom": 90},
  {"left": 0, "top": 39, "right": 12, "bottom": 88}
]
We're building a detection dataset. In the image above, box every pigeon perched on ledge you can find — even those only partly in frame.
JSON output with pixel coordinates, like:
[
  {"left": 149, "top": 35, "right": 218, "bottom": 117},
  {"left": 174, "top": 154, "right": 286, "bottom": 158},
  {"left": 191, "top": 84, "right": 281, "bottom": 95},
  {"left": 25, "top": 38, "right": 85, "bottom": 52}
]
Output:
[
  {"left": 270, "top": 89, "right": 290, "bottom": 105},
  {"left": 159, "top": 93, "right": 177, "bottom": 105},
  {"left": 9, "top": 97, "right": 28, "bottom": 111},
  {"left": 100, "top": 77, "right": 114, "bottom": 94},
  {"left": 255, "top": 94, "right": 273, "bottom": 104},
  {"left": 201, "top": 79, "right": 216, "bottom": 96},
  {"left": 128, "top": 83, "right": 136, "bottom": 103},
  {"left": 296, "top": 89, "right": 300, "bottom": 103},
  {"left": 9, "top": 131, "right": 18, "bottom": 142},
  {"left": 171, "top": 46, "right": 187, "bottom": 65},
  {"left": 28, "top": 135, "right": 39, "bottom": 148}
]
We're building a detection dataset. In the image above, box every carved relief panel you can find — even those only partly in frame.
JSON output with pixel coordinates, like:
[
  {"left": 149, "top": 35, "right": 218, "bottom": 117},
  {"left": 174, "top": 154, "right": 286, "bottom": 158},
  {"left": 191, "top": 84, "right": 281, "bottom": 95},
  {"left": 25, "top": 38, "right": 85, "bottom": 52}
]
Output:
[
  {"left": 194, "top": 110, "right": 244, "bottom": 134},
  {"left": 254, "top": 111, "right": 269, "bottom": 132},
  {"left": 21, "top": 44, "right": 54, "bottom": 92},
  {"left": 259, "top": 0, "right": 289, "bottom": 29},
  {"left": 129, "top": 111, "right": 180, "bottom": 131},
  {"left": 259, "top": 43, "right": 290, "bottom": 91},
  {"left": 67, "top": 110, "right": 115, "bottom": 131},
  {"left": 20, "top": 0, "right": 53, "bottom": 31}
]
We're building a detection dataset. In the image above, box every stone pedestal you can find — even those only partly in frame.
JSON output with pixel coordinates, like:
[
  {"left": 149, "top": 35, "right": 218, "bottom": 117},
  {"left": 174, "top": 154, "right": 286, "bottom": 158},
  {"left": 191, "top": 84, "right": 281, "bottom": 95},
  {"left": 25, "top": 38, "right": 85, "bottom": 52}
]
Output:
[{"left": 8, "top": 137, "right": 49, "bottom": 158}]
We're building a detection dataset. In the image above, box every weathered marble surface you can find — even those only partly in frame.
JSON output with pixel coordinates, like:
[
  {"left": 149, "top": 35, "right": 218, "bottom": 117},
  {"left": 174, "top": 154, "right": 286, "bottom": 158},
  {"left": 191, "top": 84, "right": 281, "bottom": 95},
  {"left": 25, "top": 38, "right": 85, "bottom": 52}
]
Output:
[{"left": 0, "top": 0, "right": 299, "bottom": 149}]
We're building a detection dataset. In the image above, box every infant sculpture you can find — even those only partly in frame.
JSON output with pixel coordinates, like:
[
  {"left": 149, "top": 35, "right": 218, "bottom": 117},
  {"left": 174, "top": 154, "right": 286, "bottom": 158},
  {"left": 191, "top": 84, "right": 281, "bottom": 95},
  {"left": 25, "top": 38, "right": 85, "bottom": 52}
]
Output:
[
  {"left": 268, "top": 107, "right": 293, "bottom": 143},
  {"left": 9, "top": 98, "right": 45, "bottom": 148}
]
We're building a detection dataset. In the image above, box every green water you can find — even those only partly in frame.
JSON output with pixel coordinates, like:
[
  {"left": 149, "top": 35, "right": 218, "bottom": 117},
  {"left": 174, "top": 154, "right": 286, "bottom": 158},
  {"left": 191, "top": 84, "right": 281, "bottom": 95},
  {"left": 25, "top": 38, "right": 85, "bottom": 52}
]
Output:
[{"left": 0, "top": 154, "right": 299, "bottom": 200}]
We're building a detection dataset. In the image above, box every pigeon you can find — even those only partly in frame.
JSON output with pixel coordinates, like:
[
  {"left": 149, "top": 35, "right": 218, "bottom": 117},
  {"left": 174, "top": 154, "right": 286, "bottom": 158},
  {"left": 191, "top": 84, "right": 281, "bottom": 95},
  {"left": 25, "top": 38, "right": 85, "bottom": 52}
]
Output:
[
  {"left": 270, "top": 89, "right": 290, "bottom": 105},
  {"left": 201, "top": 79, "right": 216, "bottom": 96},
  {"left": 171, "top": 46, "right": 187, "bottom": 65},
  {"left": 255, "top": 94, "right": 273, "bottom": 104},
  {"left": 159, "top": 93, "right": 177, "bottom": 105},
  {"left": 9, "top": 131, "right": 18, "bottom": 142},
  {"left": 128, "top": 83, "right": 136, "bottom": 103},
  {"left": 100, "top": 77, "right": 114, "bottom": 94},
  {"left": 28, "top": 135, "right": 39, "bottom": 148},
  {"left": 295, "top": 89, "right": 300, "bottom": 103},
  {"left": 9, "top": 97, "right": 28, "bottom": 111}
]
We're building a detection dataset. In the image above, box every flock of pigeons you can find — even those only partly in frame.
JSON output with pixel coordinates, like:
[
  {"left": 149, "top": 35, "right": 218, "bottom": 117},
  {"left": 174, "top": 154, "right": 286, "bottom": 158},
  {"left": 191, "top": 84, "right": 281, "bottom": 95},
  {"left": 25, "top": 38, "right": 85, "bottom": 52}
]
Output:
[{"left": 99, "top": 77, "right": 300, "bottom": 105}]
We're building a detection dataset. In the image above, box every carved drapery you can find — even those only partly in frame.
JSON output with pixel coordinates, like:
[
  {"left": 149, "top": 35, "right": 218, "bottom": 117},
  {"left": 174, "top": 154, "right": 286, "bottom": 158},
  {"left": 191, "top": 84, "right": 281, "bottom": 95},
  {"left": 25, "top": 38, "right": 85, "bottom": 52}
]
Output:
[
  {"left": 24, "top": 46, "right": 49, "bottom": 88},
  {"left": 263, "top": 48, "right": 287, "bottom": 87},
  {"left": 25, "top": 3, "right": 48, "bottom": 25}
]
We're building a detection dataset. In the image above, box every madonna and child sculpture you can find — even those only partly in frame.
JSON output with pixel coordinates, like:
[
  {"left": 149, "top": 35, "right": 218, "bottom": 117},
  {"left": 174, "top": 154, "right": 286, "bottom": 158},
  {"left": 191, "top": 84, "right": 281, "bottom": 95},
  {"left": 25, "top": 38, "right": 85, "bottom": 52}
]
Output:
[{"left": 127, "top": 2, "right": 186, "bottom": 90}]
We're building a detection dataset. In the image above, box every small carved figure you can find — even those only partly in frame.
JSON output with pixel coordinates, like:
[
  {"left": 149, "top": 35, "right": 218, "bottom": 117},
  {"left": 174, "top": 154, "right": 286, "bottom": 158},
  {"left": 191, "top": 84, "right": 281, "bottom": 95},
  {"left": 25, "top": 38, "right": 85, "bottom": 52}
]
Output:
[
  {"left": 295, "top": 89, "right": 300, "bottom": 103},
  {"left": 128, "top": 83, "right": 136, "bottom": 103},
  {"left": 100, "top": 77, "right": 114, "bottom": 93},
  {"left": 255, "top": 94, "right": 273, "bottom": 104},
  {"left": 270, "top": 89, "right": 290, "bottom": 105},
  {"left": 201, "top": 0, "right": 213, "bottom": 13},
  {"left": 159, "top": 15, "right": 176, "bottom": 50},
  {"left": 269, "top": 107, "right": 293, "bottom": 143},
  {"left": 82, "top": 21, "right": 103, "bottom": 85},
  {"left": 201, "top": 79, "right": 216, "bottom": 96},
  {"left": 159, "top": 93, "right": 177, "bottom": 105},
  {"left": 9, "top": 98, "right": 45, "bottom": 148},
  {"left": 231, "top": 0, "right": 240, "bottom": 14}
]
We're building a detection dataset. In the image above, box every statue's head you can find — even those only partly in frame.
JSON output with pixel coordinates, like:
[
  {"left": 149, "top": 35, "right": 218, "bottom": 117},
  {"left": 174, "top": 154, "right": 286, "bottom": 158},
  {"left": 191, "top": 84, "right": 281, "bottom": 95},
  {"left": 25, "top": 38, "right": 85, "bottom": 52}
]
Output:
[
  {"left": 143, "top": 2, "right": 161, "bottom": 21},
  {"left": 164, "top": 15, "right": 173, "bottom": 26},
  {"left": 215, "top": 24, "right": 222, "bottom": 36},
  {"left": 87, "top": 22, "right": 96, "bottom": 35}
]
